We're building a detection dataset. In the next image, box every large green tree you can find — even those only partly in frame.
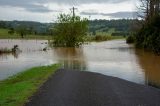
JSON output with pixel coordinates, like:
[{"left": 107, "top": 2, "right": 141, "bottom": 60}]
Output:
[{"left": 52, "top": 13, "right": 89, "bottom": 47}]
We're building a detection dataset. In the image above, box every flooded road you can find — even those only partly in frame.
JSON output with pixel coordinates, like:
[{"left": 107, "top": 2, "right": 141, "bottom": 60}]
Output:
[{"left": 0, "top": 39, "right": 160, "bottom": 88}]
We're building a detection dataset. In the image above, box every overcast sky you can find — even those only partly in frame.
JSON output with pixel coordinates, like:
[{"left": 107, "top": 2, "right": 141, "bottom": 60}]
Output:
[{"left": 0, "top": 0, "right": 140, "bottom": 22}]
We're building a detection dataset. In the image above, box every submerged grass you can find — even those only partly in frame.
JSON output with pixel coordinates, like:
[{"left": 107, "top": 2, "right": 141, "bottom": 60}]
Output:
[
  {"left": 86, "top": 35, "right": 125, "bottom": 42},
  {"left": 0, "top": 64, "right": 60, "bottom": 106}
]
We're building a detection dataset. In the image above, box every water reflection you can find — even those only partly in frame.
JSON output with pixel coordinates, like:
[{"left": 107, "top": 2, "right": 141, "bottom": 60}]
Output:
[
  {"left": 135, "top": 49, "right": 160, "bottom": 88},
  {"left": 0, "top": 53, "right": 19, "bottom": 60},
  {"left": 0, "top": 53, "right": 11, "bottom": 60},
  {"left": 53, "top": 47, "right": 87, "bottom": 70},
  {"left": 12, "top": 52, "right": 19, "bottom": 58}
]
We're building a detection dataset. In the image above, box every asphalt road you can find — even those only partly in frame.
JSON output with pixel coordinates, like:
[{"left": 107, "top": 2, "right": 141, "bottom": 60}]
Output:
[{"left": 25, "top": 69, "right": 160, "bottom": 106}]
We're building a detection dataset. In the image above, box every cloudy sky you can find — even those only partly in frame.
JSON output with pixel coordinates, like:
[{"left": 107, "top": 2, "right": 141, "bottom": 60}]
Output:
[{"left": 0, "top": 0, "right": 140, "bottom": 22}]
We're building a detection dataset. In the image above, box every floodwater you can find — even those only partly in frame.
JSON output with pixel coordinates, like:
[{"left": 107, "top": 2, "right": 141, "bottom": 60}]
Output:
[{"left": 0, "top": 39, "right": 160, "bottom": 88}]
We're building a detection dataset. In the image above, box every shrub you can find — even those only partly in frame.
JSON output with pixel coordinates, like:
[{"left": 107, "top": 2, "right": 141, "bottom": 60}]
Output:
[
  {"left": 52, "top": 14, "right": 89, "bottom": 47},
  {"left": 126, "top": 35, "right": 135, "bottom": 44}
]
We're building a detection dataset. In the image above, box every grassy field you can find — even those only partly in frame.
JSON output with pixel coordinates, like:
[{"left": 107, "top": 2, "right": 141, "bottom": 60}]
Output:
[
  {"left": 0, "top": 64, "right": 60, "bottom": 106},
  {"left": 0, "top": 28, "right": 52, "bottom": 40}
]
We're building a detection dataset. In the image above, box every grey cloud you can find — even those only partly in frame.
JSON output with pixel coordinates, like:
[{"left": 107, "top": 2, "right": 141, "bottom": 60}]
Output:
[
  {"left": 0, "top": 0, "right": 59, "bottom": 13},
  {"left": 80, "top": 11, "right": 138, "bottom": 19},
  {"left": 0, "top": 0, "right": 135, "bottom": 13},
  {"left": 0, "top": 0, "right": 132, "bottom": 5},
  {"left": 101, "top": 12, "right": 138, "bottom": 18},
  {"left": 24, "top": 4, "right": 53, "bottom": 13},
  {"left": 80, "top": 10, "right": 100, "bottom": 15},
  {"left": 47, "top": 0, "right": 131, "bottom": 5},
  {"left": 0, "top": 0, "right": 133, "bottom": 8}
]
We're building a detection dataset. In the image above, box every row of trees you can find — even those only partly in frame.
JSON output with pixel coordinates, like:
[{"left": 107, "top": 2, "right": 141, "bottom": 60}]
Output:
[{"left": 135, "top": 0, "right": 160, "bottom": 54}]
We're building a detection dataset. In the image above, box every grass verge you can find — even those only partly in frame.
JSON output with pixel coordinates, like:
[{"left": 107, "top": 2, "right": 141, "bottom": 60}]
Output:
[{"left": 0, "top": 64, "right": 60, "bottom": 106}]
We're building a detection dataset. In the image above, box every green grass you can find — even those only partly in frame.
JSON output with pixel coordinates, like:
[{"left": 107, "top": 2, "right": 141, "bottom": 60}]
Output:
[
  {"left": 0, "top": 28, "right": 52, "bottom": 40},
  {"left": 0, "top": 64, "right": 60, "bottom": 106},
  {"left": 0, "top": 28, "right": 9, "bottom": 35}
]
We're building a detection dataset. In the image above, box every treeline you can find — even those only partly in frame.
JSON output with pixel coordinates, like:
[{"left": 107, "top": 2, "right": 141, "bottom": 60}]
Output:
[
  {"left": 135, "top": 0, "right": 160, "bottom": 54},
  {"left": 0, "top": 19, "right": 137, "bottom": 37}
]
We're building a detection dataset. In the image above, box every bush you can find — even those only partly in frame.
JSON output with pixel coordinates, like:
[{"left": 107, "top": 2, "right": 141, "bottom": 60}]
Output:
[
  {"left": 126, "top": 35, "right": 135, "bottom": 44},
  {"left": 52, "top": 14, "right": 89, "bottom": 47}
]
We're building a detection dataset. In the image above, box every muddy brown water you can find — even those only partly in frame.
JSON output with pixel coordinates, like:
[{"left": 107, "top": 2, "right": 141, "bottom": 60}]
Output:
[{"left": 0, "top": 39, "right": 160, "bottom": 88}]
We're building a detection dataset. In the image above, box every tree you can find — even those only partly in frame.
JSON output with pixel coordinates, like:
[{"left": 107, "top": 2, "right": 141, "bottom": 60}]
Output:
[
  {"left": 16, "top": 25, "right": 27, "bottom": 38},
  {"left": 135, "top": 0, "right": 160, "bottom": 54},
  {"left": 139, "top": 0, "right": 160, "bottom": 21},
  {"left": 52, "top": 13, "right": 89, "bottom": 47}
]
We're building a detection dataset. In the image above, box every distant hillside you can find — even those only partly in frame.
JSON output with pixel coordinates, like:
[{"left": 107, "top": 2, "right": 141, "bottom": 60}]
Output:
[
  {"left": 0, "top": 19, "right": 137, "bottom": 36},
  {"left": 0, "top": 21, "right": 53, "bottom": 35}
]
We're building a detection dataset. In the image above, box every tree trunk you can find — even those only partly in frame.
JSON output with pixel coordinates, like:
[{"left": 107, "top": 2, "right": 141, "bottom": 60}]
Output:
[{"left": 149, "top": 0, "right": 154, "bottom": 18}]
